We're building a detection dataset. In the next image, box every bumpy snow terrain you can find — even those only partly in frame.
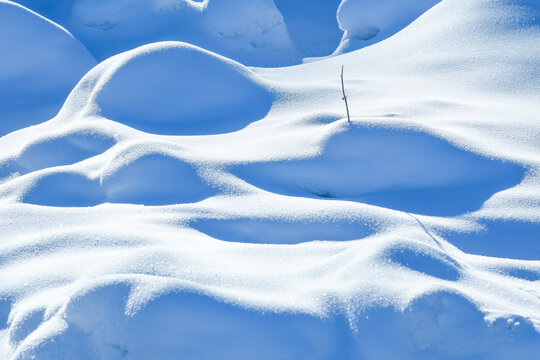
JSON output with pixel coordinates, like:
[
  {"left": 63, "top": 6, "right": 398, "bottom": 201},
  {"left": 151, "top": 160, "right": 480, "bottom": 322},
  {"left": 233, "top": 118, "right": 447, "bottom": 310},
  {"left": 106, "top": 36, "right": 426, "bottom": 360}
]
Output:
[{"left": 1, "top": 0, "right": 540, "bottom": 359}]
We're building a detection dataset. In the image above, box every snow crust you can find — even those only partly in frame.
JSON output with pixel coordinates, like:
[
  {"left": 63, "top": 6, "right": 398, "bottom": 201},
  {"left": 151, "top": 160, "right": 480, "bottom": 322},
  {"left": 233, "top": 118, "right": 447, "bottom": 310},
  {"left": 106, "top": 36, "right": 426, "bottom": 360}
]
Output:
[{"left": 1, "top": 0, "right": 540, "bottom": 359}]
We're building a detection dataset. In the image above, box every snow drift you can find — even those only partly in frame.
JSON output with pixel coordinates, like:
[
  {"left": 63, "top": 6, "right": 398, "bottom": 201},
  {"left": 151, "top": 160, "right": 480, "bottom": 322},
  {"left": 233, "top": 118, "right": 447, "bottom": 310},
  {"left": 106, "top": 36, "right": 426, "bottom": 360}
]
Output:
[
  {"left": 0, "top": 0, "right": 95, "bottom": 136},
  {"left": 9, "top": 0, "right": 299, "bottom": 66},
  {"left": 232, "top": 123, "right": 525, "bottom": 216},
  {"left": 90, "top": 42, "right": 273, "bottom": 135},
  {"left": 335, "top": 0, "right": 441, "bottom": 54},
  {"left": 8, "top": 0, "right": 460, "bottom": 65},
  {"left": 1, "top": 0, "right": 540, "bottom": 359}
]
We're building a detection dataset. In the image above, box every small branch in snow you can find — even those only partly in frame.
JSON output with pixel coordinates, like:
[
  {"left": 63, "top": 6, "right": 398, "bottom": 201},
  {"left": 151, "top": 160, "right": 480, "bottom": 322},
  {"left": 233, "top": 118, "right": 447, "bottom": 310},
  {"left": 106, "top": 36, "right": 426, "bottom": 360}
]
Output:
[{"left": 341, "top": 65, "right": 351, "bottom": 123}]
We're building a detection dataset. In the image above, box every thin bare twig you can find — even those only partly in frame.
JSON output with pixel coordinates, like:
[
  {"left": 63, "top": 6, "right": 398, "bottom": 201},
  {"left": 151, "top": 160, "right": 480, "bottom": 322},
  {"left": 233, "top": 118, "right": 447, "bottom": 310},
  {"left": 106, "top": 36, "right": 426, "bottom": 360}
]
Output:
[{"left": 340, "top": 65, "right": 351, "bottom": 123}]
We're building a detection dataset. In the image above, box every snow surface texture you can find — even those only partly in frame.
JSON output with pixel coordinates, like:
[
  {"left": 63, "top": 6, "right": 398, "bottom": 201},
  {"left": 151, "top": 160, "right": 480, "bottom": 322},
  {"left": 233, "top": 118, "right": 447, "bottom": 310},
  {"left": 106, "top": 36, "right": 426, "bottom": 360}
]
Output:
[
  {"left": 9, "top": 0, "right": 299, "bottom": 66},
  {"left": 11, "top": 0, "right": 440, "bottom": 66},
  {"left": 0, "top": 0, "right": 96, "bottom": 136},
  {"left": 1, "top": 0, "right": 540, "bottom": 359},
  {"left": 335, "top": 0, "right": 442, "bottom": 54}
]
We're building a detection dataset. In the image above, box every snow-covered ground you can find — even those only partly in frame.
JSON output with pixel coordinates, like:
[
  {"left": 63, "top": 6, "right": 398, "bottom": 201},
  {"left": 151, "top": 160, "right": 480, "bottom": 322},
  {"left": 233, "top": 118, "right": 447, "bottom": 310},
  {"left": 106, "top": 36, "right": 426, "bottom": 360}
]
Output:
[{"left": 1, "top": 0, "right": 540, "bottom": 359}]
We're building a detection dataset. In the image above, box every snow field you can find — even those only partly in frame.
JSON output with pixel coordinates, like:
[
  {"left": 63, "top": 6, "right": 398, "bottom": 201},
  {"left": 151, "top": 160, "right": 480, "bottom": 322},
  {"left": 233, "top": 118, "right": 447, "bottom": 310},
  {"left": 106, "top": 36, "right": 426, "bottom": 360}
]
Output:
[{"left": 0, "top": 0, "right": 539, "bottom": 358}]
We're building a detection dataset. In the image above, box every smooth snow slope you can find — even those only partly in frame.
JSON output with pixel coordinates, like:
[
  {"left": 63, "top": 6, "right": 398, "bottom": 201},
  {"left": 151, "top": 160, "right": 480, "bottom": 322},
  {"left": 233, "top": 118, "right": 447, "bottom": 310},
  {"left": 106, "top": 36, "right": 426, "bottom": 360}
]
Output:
[
  {"left": 0, "top": 0, "right": 96, "bottom": 136},
  {"left": 334, "top": 0, "right": 442, "bottom": 54},
  {"left": 1, "top": 0, "right": 540, "bottom": 359}
]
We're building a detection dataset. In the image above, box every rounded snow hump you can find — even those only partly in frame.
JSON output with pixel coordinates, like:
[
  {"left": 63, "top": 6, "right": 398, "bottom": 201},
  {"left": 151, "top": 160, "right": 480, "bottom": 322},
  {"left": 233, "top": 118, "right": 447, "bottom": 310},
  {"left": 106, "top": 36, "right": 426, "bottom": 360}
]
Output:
[
  {"left": 77, "top": 41, "right": 274, "bottom": 135},
  {"left": 0, "top": 0, "right": 95, "bottom": 135}
]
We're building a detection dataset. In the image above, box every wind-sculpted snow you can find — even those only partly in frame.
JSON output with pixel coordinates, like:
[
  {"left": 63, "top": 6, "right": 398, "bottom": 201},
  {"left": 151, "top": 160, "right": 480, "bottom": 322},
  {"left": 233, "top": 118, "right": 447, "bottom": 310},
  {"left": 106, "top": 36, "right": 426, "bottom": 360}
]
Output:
[
  {"left": 92, "top": 42, "right": 273, "bottom": 135},
  {"left": 1, "top": 0, "right": 540, "bottom": 359},
  {"left": 273, "top": 0, "right": 343, "bottom": 59},
  {"left": 190, "top": 216, "right": 376, "bottom": 244},
  {"left": 23, "top": 154, "right": 218, "bottom": 206},
  {"left": 0, "top": 1, "right": 96, "bottom": 136},
  {"left": 8, "top": 0, "right": 445, "bottom": 65},
  {"left": 232, "top": 124, "right": 525, "bottom": 216},
  {"left": 0, "top": 132, "right": 115, "bottom": 181},
  {"left": 12, "top": 283, "right": 540, "bottom": 359},
  {"left": 444, "top": 219, "right": 540, "bottom": 261},
  {"left": 335, "top": 0, "right": 441, "bottom": 54},
  {"left": 10, "top": 0, "right": 299, "bottom": 66}
]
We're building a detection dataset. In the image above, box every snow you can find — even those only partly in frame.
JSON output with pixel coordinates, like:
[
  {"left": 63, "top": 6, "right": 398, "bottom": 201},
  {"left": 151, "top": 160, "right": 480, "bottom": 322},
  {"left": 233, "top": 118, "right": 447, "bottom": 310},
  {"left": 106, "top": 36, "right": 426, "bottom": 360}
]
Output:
[
  {"left": 10, "top": 0, "right": 299, "bottom": 66},
  {"left": 273, "top": 0, "right": 343, "bottom": 59},
  {"left": 231, "top": 123, "right": 525, "bottom": 216},
  {"left": 1, "top": 0, "right": 540, "bottom": 359},
  {"left": 90, "top": 42, "right": 273, "bottom": 135},
  {"left": 335, "top": 0, "right": 441, "bottom": 54},
  {"left": 0, "top": 0, "right": 96, "bottom": 136}
]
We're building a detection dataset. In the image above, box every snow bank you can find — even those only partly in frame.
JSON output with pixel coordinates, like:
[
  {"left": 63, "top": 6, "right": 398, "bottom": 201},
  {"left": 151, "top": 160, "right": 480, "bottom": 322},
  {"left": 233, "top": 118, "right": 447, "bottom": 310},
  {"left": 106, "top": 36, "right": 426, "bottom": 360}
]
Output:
[
  {"left": 23, "top": 154, "right": 218, "bottom": 206},
  {"left": 12, "top": 282, "right": 539, "bottom": 359},
  {"left": 0, "top": 1, "right": 95, "bottom": 135},
  {"left": 3, "top": 0, "right": 474, "bottom": 64},
  {"left": 1, "top": 0, "right": 540, "bottom": 358},
  {"left": 0, "top": 132, "right": 114, "bottom": 180},
  {"left": 88, "top": 42, "right": 273, "bottom": 135},
  {"left": 13, "top": 0, "right": 448, "bottom": 64},
  {"left": 12, "top": 0, "right": 299, "bottom": 66},
  {"left": 273, "top": 0, "right": 343, "bottom": 59},
  {"left": 335, "top": 0, "right": 441, "bottom": 54},
  {"left": 232, "top": 123, "right": 525, "bottom": 216},
  {"left": 203, "top": 0, "right": 294, "bottom": 60}
]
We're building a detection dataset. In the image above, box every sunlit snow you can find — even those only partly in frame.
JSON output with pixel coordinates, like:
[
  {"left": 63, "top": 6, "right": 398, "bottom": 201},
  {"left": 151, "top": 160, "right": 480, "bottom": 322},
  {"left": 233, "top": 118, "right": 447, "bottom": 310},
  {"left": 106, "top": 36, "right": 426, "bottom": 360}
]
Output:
[{"left": 1, "top": 0, "right": 539, "bottom": 359}]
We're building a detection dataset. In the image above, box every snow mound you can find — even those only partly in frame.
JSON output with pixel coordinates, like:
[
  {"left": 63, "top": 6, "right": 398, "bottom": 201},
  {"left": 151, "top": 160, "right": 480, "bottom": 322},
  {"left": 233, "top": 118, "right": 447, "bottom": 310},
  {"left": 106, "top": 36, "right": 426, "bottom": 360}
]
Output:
[
  {"left": 80, "top": 42, "right": 273, "bottom": 135},
  {"left": 273, "top": 0, "right": 343, "bottom": 59},
  {"left": 23, "top": 172, "right": 105, "bottom": 207},
  {"left": 23, "top": 154, "right": 217, "bottom": 206},
  {"left": 1, "top": 0, "right": 540, "bottom": 358},
  {"left": 352, "top": 290, "right": 540, "bottom": 359},
  {"left": 9, "top": 266, "right": 540, "bottom": 359},
  {"left": 0, "top": 0, "right": 95, "bottom": 135},
  {"left": 11, "top": 0, "right": 299, "bottom": 66},
  {"left": 232, "top": 124, "right": 525, "bottom": 216},
  {"left": 15, "top": 280, "right": 352, "bottom": 360},
  {"left": 102, "top": 154, "right": 217, "bottom": 205},
  {"left": 203, "top": 0, "right": 295, "bottom": 61},
  {"left": 0, "top": 132, "right": 114, "bottom": 181},
  {"left": 335, "top": 0, "right": 441, "bottom": 54}
]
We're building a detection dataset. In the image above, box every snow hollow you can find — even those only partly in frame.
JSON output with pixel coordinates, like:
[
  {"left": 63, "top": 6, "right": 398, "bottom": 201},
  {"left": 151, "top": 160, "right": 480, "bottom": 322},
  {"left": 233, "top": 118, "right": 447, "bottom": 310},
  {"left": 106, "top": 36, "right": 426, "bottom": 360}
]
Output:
[{"left": 1, "top": 0, "right": 540, "bottom": 359}]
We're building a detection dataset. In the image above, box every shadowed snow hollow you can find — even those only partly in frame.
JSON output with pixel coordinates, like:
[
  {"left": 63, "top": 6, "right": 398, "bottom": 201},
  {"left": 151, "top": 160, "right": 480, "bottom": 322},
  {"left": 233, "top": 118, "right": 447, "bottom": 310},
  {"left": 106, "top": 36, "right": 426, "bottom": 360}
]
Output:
[
  {"left": 232, "top": 124, "right": 525, "bottom": 216},
  {"left": 22, "top": 153, "right": 218, "bottom": 206},
  {"left": 273, "top": 0, "right": 343, "bottom": 59},
  {"left": 0, "top": 132, "right": 115, "bottom": 180},
  {"left": 1, "top": 0, "right": 540, "bottom": 359},
  {"left": 190, "top": 216, "right": 376, "bottom": 244},
  {"left": 10, "top": 0, "right": 299, "bottom": 66},
  {"left": 0, "top": 0, "right": 95, "bottom": 135},
  {"left": 335, "top": 0, "right": 441, "bottom": 54},
  {"left": 81, "top": 42, "right": 273, "bottom": 135}
]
